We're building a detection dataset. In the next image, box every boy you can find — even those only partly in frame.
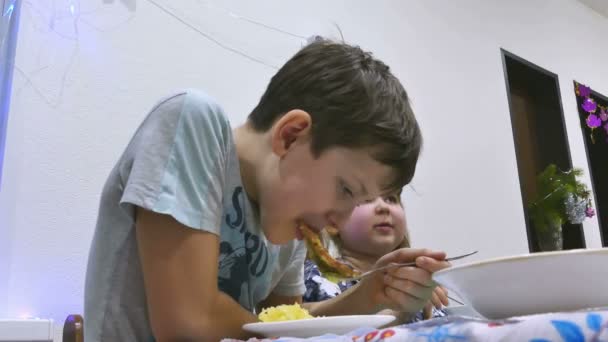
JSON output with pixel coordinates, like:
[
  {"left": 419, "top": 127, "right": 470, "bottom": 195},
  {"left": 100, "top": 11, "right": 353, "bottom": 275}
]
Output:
[{"left": 84, "top": 38, "right": 449, "bottom": 341}]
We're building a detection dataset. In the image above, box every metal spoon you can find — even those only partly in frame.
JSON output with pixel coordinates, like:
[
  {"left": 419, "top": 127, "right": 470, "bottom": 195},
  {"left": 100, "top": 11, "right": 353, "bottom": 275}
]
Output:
[{"left": 345, "top": 250, "right": 478, "bottom": 282}]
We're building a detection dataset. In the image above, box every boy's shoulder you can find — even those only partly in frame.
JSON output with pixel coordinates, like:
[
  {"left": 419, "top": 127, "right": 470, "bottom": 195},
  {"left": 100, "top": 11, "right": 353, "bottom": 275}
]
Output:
[
  {"left": 182, "top": 88, "right": 221, "bottom": 108},
  {"left": 175, "top": 89, "right": 228, "bottom": 122},
  {"left": 144, "top": 89, "right": 229, "bottom": 136},
  {"left": 158, "top": 88, "right": 232, "bottom": 143}
]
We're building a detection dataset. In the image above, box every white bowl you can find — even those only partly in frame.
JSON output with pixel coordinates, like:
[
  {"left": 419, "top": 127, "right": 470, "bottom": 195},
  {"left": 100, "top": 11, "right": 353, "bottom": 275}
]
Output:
[
  {"left": 433, "top": 248, "right": 608, "bottom": 319},
  {"left": 443, "top": 305, "right": 482, "bottom": 318}
]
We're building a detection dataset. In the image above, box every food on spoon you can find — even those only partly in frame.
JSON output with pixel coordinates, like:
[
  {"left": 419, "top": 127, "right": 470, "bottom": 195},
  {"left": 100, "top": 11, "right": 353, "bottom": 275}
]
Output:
[{"left": 258, "top": 303, "right": 314, "bottom": 322}]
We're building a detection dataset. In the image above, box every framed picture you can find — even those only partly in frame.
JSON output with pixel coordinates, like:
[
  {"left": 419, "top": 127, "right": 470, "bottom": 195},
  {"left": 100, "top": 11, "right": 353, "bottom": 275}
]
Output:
[{"left": 574, "top": 81, "right": 608, "bottom": 247}]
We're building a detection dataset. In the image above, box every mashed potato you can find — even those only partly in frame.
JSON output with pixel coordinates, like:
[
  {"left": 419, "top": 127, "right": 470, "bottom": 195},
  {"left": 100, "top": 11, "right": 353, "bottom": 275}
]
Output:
[{"left": 258, "top": 303, "right": 314, "bottom": 322}]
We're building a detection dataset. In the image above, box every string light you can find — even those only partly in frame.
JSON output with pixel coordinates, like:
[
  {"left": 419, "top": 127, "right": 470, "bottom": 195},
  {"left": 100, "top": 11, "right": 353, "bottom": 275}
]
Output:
[
  {"left": 4, "top": 3, "right": 14, "bottom": 17},
  {"left": 15, "top": 0, "right": 333, "bottom": 107}
]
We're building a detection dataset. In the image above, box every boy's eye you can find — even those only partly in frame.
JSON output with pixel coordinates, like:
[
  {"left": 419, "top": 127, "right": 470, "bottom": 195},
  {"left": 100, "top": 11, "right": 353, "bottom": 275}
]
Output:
[
  {"left": 356, "top": 198, "right": 373, "bottom": 207},
  {"left": 342, "top": 185, "right": 354, "bottom": 198},
  {"left": 337, "top": 179, "right": 355, "bottom": 199},
  {"left": 337, "top": 179, "right": 355, "bottom": 201},
  {"left": 384, "top": 195, "right": 399, "bottom": 204}
]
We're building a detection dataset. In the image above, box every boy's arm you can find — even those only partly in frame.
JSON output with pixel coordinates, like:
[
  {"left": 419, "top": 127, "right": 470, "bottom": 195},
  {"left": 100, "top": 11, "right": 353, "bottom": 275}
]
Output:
[
  {"left": 302, "top": 284, "right": 377, "bottom": 316},
  {"left": 262, "top": 288, "right": 401, "bottom": 318},
  {"left": 136, "top": 208, "right": 258, "bottom": 341},
  {"left": 261, "top": 290, "right": 375, "bottom": 317},
  {"left": 258, "top": 282, "right": 374, "bottom": 317},
  {"left": 258, "top": 293, "right": 302, "bottom": 310}
]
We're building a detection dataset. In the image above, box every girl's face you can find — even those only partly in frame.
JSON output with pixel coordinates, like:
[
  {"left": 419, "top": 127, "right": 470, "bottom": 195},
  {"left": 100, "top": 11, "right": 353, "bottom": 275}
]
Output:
[{"left": 339, "top": 194, "right": 407, "bottom": 257}]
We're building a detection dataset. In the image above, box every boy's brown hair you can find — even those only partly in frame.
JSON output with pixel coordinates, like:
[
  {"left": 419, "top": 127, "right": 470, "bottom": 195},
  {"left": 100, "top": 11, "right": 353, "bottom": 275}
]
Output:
[{"left": 248, "top": 38, "right": 422, "bottom": 192}]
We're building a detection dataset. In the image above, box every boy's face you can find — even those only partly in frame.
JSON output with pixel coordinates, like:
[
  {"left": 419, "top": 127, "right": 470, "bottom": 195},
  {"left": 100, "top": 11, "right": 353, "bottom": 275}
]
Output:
[
  {"left": 257, "top": 110, "right": 394, "bottom": 244},
  {"left": 260, "top": 145, "right": 392, "bottom": 244},
  {"left": 340, "top": 195, "right": 407, "bottom": 257}
]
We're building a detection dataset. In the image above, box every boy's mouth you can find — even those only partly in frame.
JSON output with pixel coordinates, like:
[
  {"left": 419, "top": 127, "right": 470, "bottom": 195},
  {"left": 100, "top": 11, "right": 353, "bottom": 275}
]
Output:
[{"left": 295, "top": 226, "right": 304, "bottom": 240}]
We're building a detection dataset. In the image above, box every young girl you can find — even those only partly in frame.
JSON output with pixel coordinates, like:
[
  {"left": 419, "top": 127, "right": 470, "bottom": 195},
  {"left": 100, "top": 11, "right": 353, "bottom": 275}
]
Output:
[{"left": 303, "top": 193, "right": 448, "bottom": 323}]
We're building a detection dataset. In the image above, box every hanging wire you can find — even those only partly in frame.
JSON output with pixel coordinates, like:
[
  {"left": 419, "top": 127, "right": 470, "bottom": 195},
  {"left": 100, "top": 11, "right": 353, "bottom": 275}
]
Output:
[{"left": 146, "top": 0, "right": 279, "bottom": 70}]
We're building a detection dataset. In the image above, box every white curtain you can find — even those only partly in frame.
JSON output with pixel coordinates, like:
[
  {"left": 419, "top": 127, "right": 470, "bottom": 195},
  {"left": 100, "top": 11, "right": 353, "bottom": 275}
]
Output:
[{"left": 0, "top": 0, "right": 20, "bottom": 188}]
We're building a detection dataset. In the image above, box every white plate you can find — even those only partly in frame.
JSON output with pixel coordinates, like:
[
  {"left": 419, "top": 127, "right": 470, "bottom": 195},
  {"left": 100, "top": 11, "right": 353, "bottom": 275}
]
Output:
[
  {"left": 243, "top": 315, "right": 395, "bottom": 338},
  {"left": 433, "top": 248, "right": 608, "bottom": 319}
]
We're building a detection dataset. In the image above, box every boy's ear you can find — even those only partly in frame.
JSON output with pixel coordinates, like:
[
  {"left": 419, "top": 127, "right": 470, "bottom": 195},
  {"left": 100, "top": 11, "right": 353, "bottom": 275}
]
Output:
[{"left": 270, "top": 109, "right": 312, "bottom": 157}]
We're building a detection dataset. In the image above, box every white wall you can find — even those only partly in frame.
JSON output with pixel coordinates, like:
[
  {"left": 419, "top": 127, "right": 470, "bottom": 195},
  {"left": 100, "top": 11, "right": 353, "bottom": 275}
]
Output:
[{"left": 1, "top": 0, "right": 607, "bottom": 340}]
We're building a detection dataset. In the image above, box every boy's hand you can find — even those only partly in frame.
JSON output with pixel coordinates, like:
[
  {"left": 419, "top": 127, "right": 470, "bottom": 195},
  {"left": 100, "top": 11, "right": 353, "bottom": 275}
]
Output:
[{"left": 357, "top": 248, "right": 450, "bottom": 315}]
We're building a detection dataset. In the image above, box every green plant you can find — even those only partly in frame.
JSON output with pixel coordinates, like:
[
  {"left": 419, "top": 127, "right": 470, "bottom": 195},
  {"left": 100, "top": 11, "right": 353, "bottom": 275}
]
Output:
[{"left": 528, "top": 164, "right": 594, "bottom": 233}]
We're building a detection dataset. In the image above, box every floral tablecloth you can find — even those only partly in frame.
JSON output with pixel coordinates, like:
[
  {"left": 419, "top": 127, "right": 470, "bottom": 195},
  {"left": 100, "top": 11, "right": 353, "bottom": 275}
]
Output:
[{"left": 224, "top": 309, "right": 608, "bottom": 342}]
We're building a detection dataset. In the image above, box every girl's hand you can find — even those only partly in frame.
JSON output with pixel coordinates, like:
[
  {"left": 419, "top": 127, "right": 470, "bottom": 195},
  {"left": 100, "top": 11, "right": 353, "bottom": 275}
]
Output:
[
  {"left": 423, "top": 286, "right": 449, "bottom": 319},
  {"left": 431, "top": 286, "right": 449, "bottom": 309},
  {"left": 357, "top": 248, "right": 451, "bottom": 315}
]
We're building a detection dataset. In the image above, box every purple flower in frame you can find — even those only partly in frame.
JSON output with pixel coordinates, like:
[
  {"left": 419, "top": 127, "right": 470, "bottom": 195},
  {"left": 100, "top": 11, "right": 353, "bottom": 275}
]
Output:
[
  {"left": 582, "top": 98, "right": 597, "bottom": 113},
  {"left": 587, "top": 114, "right": 602, "bottom": 128},
  {"left": 586, "top": 206, "right": 595, "bottom": 218},
  {"left": 578, "top": 84, "right": 591, "bottom": 97},
  {"left": 600, "top": 108, "right": 608, "bottom": 122}
]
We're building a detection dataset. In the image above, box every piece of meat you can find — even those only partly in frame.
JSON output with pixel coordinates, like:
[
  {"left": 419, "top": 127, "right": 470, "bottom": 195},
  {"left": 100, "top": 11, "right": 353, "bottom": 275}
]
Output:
[{"left": 299, "top": 224, "right": 360, "bottom": 278}]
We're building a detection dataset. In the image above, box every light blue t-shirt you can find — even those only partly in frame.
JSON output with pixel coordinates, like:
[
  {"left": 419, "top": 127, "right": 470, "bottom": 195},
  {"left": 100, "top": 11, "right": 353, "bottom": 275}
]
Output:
[{"left": 84, "top": 90, "right": 306, "bottom": 341}]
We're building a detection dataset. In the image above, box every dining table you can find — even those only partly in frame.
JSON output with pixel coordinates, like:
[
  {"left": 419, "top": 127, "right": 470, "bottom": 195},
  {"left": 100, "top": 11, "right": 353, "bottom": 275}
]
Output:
[{"left": 223, "top": 308, "right": 608, "bottom": 342}]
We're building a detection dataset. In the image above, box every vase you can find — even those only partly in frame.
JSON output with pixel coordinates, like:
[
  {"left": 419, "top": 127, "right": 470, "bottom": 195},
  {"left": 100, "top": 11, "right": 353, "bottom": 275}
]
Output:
[{"left": 536, "top": 222, "right": 563, "bottom": 251}]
